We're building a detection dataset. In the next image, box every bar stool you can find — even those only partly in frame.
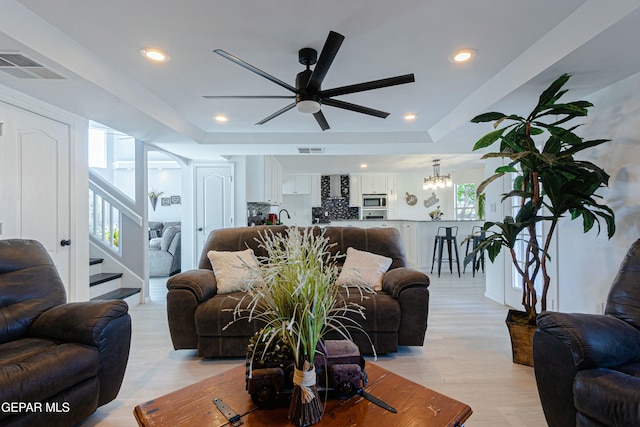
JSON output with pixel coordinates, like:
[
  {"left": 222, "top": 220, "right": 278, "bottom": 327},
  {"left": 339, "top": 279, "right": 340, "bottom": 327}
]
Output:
[
  {"left": 431, "top": 226, "right": 461, "bottom": 277},
  {"left": 464, "top": 226, "right": 486, "bottom": 277}
]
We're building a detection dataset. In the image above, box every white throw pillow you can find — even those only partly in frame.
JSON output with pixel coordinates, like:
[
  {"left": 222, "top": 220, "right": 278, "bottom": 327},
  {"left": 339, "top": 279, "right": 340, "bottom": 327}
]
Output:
[
  {"left": 336, "top": 247, "right": 393, "bottom": 291},
  {"left": 207, "top": 248, "right": 263, "bottom": 294}
]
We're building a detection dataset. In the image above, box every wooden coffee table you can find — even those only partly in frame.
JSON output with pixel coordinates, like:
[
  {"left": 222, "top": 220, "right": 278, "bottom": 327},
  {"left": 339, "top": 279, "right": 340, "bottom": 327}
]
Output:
[{"left": 134, "top": 363, "right": 472, "bottom": 426}]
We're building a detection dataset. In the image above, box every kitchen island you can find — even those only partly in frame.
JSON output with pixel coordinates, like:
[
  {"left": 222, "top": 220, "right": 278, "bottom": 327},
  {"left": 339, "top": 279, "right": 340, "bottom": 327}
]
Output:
[{"left": 289, "top": 219, "right": 485, "bottom": 271}]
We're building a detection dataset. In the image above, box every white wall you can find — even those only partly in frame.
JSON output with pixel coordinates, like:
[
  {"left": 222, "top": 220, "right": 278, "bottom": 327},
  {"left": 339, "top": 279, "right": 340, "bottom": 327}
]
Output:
[
  {"left": 91, "top": 133, "right": 137, "bottom": 202},
  {"left": 556, "top": 71, "right": 640, "bottom": 313},
  {"left": 280, "top": 194, "right": 313, "bottom": 225},
  {"left": 179, "top": 162, "right": 195, "bottom": 270},
  {"left": 229, "top": 155, "right": 248, "bottom": 227},
  {"left": 147, "top": 167, "right": 182, "bottom": 222},
  {"left": 482, "top": 156, "right": 510, "bottom": 304},
  {"left": 483, "top": 71, "right": 640, "bottom": 314},
  {"left": 394, "top": 168, "right": 484, "bottom": 221}
]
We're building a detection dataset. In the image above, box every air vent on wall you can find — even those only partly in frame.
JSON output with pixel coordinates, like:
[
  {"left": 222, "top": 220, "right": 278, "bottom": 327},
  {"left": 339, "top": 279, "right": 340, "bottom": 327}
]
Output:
[
  {"left": 297, "top": 147, "right": 324, "bottom": 154},
  {"left": 0, "top": 52, "right": 65, "bottom": 79}
]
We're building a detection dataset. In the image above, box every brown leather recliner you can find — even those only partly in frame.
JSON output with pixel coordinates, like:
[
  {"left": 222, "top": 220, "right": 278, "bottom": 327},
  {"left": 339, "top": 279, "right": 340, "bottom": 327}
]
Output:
[
  {"left": 534, "top": 238, "right": 640, "bottom": 426},
  {"left": 0, "top": 239, "right": 131, "bottom": 427},
  {"left": 167, "top": 225, "right": 430, "bottom": 358}
]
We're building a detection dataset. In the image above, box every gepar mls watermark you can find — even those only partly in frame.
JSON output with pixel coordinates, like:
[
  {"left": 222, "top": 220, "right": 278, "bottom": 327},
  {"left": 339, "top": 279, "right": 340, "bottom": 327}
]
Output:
[{"left": 1, "top": 401, "right": 70, "bottom": 413}]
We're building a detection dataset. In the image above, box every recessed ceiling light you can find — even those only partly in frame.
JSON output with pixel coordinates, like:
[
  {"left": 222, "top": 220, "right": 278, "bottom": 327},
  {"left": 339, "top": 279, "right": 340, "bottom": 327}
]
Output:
[
  {"left": 449, "top": 48, "right": 477, "bottom": 63},
  {"left": 404, "top": 113, "right": 417, "bottom": 121},
  {"left": 360, "top": 163, "right": 368, "bottom": 168},
  {"left": 140, "top": 48, "right": 169, "bottom": 63},
  {"left": 214, "top": 115, "right": 228, "bottom": 122}
]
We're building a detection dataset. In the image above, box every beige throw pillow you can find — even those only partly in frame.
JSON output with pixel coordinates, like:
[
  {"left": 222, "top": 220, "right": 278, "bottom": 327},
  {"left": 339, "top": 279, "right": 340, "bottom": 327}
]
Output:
[
  {"left": 207, "top": 248, "right": 263, "bottom": 294},
  {"left": 336, "top": 247, "right": 393, "bottom": 291}
]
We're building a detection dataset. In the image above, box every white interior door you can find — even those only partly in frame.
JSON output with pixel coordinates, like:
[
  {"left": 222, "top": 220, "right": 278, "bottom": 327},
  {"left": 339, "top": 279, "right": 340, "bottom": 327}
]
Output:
[
  {"left": 195, "top": 165, "right": 234, "bottom": 261},
  {"left": 0, "top": 102, "right": 71, "bottom": 289}
]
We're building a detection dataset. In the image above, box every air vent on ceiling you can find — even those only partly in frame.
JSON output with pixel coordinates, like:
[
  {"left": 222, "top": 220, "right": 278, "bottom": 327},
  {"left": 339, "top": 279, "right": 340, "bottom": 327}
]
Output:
[
  {"left": 297, "top": 147, "right": 324, "bottom": 154},
  {"left": 0, "top": 52, "right": 65, "bottom": 80}
]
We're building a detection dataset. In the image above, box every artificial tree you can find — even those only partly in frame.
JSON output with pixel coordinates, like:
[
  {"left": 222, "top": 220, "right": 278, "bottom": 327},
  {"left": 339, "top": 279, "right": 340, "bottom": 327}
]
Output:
[{"left": 467, "top": 74, "right": 616, "bottom": 324}]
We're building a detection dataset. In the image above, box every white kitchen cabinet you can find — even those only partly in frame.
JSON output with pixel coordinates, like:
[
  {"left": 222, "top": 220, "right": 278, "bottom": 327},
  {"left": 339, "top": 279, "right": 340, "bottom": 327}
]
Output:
[
  {"left": 400, "top": 221, "right": 419, "bottom": 269},
  {"left": 386, "top": 174, "right": 397, "bottom": 219},
  {"left": 349, "top": 174, "right": 362, "bottom": 208},
  {"left": 282, "top": 174, "right": 312, "bottom": 195},
  {"left": 330, "top": 220, "right": 362, "bottom": 228},
  {"left": 281, "top": 175, "right": 296, "bottom": 194},
  {"left": 329, "top": 220, "right": 416, "bottom": 268},
  {"left": 310, "top": 174, "right": 321, "bottom": 207},
  {"left": 246, "top": 155, "right": 282, "bottom": 205},
  {"left": 359, "top": 220, "right": 391, "bottom": 228},
  {"left": 270, "top": 156, "right": 283, "bottom": 204},
  {"left": 361, "top": 174, "right": 388, "bottom": 194}
]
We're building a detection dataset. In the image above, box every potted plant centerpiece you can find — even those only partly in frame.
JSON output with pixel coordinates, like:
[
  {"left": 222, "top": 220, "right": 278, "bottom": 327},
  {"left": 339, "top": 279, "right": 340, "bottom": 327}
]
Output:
[
  {"left": 466, "top": 74, "right": 616, "bottom": 366},
  {"left": 429, "top": 206, "right": 444, "bottom": 221},
  {"left": 230, "top": 227, "right": 374, "bottom": 426},
  {"left": 148, "top": 190, "right": 163, "bottom": 212}
]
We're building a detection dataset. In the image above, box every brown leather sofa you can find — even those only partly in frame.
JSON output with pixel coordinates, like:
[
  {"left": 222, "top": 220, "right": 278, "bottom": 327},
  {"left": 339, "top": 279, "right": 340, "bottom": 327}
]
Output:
[
  {"left": 167, "top": 225, "right": 430, "bottom": 358},
  {"left": 0, "top": 239, "right": 131, "bottom": 427},
  {"left": 534, "top": 238, "right": 640, "bottom": 427}
]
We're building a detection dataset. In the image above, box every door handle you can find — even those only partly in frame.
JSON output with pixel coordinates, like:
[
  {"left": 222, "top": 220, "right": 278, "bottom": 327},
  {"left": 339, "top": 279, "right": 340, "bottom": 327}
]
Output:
[
  {"left": 60, "top": 239, "right": 71, "bottom": 247},
  {"left": 197, "top": 228, "right": 203, "bottom": 232}
]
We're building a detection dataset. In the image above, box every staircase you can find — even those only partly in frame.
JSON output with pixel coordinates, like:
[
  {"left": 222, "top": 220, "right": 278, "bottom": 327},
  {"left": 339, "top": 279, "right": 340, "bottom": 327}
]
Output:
[{"left": 90, "top": 257, "right": 141, "bottom": 308}]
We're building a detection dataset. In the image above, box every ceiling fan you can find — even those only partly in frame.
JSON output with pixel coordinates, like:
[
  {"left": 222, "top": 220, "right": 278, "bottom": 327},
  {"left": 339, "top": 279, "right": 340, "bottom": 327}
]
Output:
[{"left": 204, "top": 31, "right": 415, "bottom": 131}]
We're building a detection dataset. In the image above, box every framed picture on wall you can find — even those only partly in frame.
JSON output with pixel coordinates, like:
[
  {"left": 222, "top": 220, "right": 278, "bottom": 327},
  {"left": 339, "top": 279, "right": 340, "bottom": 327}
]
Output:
[
  {"left": 170, "top": 195, "right": 181, "bottom": 205},
  {"left": 161, "top": 197, "right": 171, "bottom": 206}
]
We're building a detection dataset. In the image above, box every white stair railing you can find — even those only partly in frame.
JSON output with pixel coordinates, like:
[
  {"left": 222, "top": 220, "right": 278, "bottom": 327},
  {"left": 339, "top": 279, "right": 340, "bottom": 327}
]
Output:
[{"left": 89, "top": 188, "right": 122, "bottom": 253}]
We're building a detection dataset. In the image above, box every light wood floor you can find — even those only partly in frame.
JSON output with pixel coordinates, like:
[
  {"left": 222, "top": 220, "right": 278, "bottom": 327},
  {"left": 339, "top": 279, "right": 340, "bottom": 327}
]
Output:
[{"left": 79, "top": 272, "right": 547, "bottom": 426}]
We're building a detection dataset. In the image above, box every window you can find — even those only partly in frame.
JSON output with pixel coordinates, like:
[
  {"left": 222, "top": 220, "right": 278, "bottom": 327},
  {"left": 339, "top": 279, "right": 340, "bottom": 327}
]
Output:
[
  {"left": 88, "top": 122, "right": 136, "bottom": 202},
  {"left": 455, "top": 183, "right": 477, "bottom": 220},
  {"left": 88, "top": 128, "right": 106, "bottom": 168}
]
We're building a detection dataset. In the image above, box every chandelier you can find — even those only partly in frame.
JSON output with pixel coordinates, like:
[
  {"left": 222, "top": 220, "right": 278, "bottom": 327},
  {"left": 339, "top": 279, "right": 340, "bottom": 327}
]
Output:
[{"left": 423, "top": 159, "right": 452, "bottom": 190}]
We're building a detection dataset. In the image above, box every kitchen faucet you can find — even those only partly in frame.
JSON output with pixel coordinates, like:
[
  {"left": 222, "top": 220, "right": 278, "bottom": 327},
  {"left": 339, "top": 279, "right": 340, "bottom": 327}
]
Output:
[{"left": 278, "top": 209, "right": 291, "bottom": 222}]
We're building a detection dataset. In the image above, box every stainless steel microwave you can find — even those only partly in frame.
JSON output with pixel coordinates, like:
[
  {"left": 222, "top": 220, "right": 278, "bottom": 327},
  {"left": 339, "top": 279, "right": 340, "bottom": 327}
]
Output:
[{"left": 363, "top": 195, "right": 387, "bottom": 207}]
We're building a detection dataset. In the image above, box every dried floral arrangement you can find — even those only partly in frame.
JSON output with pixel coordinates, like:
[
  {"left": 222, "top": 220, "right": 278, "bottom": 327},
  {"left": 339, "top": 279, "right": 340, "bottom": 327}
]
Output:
[{"left": 228, "top": 227, "right": 374, "bottom": 425}]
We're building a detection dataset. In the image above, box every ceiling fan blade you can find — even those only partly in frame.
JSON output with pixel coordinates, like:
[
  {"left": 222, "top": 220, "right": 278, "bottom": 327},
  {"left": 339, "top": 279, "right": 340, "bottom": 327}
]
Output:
[
  {"left": 320, "top": 74, "right": 415, "bottom": 98},
  {"left": 256, "top": 102, "right": 296, "bottom": 125},
  {"left": 214, "top": 49, "right": 297, "bottom": 93},
  {"left": 306, "top": 31, "right": 345, "bottom": 92},
  {"left": 322, "top": 98, "right": 389, "bottom": 119},
  {"left": 203, "top": 95, "right": 295, "bottom": 99},
  {"left": 313, "top": 110, "right": 330, "bottom": 131}
]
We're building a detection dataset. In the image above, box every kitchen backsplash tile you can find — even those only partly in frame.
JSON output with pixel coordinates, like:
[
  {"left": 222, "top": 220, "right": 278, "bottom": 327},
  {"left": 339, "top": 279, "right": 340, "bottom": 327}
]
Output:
[
  {"left": 247, "top": 202, "right": 271, "bottom": 225},
  {"left": 313, "top": 175, "right": 359, "bottom": 222},
  {"left": 319, "top": 175, "right": 350, "bottom": 200},
  {"left": 248, "top": 175, "right": 359, "bottom": 226}
]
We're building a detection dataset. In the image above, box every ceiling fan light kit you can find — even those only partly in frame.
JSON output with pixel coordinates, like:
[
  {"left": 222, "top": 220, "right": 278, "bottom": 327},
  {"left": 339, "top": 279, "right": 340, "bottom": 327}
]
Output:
[
  {"left": 297, "top": 100, "right": 321, "bottom": 114},
  {"left": 206, "top": 31, "right": 415, "bottom": 131}
]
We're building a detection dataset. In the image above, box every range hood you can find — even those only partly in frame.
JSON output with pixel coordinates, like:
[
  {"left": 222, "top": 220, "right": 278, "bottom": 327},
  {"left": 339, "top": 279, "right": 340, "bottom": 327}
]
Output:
[{"left": 328, "top": 175, "right": 343, "bottom": 199}]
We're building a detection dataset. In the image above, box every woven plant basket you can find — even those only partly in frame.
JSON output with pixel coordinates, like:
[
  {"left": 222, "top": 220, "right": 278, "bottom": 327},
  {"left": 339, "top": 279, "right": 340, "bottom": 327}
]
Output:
[{"left": 505, "top": 309, "right": 536, "bottom": 367}]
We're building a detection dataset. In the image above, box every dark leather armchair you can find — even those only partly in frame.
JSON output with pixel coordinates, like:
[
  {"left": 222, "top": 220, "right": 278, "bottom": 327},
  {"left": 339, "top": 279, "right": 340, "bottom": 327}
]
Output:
[
  {"left": 0, "top": 239, "right": 132, "bottom": 427},
  {"left": 533, "top": 239, "right": 640, "bottom": 427}
]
